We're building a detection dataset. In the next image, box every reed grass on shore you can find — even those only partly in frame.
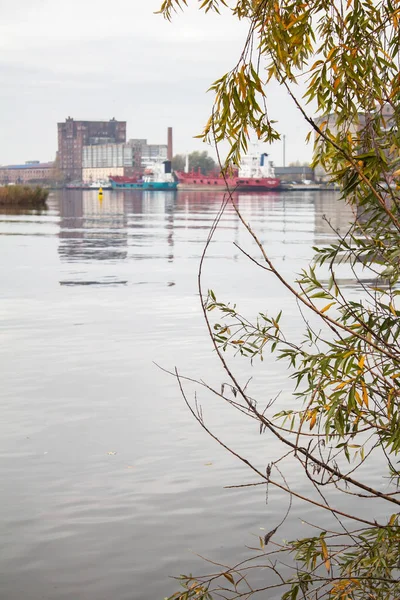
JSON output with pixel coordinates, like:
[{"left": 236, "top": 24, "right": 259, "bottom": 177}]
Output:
[{"left": 0, "top": 185, "right": 49, "bottom": 206}]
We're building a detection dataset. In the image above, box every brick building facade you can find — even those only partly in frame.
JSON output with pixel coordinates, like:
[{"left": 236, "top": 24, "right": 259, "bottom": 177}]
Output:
[
  {"left": 57, "top": 118, "right": 126, "bottom": 181},
  {"left": 0, "top": 162, "right": 54, "bottom": 184}
]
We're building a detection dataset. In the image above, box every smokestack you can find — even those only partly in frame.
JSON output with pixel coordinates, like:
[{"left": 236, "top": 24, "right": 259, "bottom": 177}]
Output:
[{"left": 167, "top": 127, "right": 173, "bottom": 161}]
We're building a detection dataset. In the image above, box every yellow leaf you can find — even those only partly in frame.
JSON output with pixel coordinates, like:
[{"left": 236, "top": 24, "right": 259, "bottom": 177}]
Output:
[
  {"left": 358, "top": 355, "right": 365, "bottom": 370},
  {"left": 355, "top": 390, "right": 363, "bottom": 406},
  {"left": 333, "top": 76, "right": 341, "bottom": 91},
  {"left": 361, "top": 381, "right": 369, "bottom": 408},
  {"left": 310, "top": 60, "right": 323, "bottom": 71},
  {"left": 335, "top": 380, "right": 349, "bottom": 390},
  {"left": 310, "top": 411, "right": 317, "bottom": 429},
  {"left": 266, "top": 66, "right": 276, "bottom": 83},
  {"left": 387, "top": 388, "right": 394, "bottom": 418},
  {"left": 389, "top": 513, "right": 397, "bottom": 526},
  {"left": 389, "top": 302, "right": 397, "bottom": 316},
  {"left": 286, "top": 13, "right": 303, "bottom": 29},
  {"left": 321, "top": 538, "right": 328, "bottom": 559},
  {"left": 321, "top": 538, "right": 330, "bottom": 572},
  {"left": 312, "top": 554, "right": 317, "bottom": 569},
  {"left": 222, "top": 572, "right": 234, "bottom": 585},
  {"left": 387, "top": 398, "right": 392, "bottom": 419},
  {"left": 237, "top": 72, "right": 247, "bottom": 99},
  {"left": 321, "top": 301, "right": 335, "bottom": 314},
  {"left": 326, "top": 47, "right": 336, "bottom": 61}
]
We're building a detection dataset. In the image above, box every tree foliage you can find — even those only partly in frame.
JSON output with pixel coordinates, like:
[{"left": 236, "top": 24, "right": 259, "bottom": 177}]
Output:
[
  {"left": 172, "top": 154, "right": 186, "bottom": 172},
  {"left": 172, "top": 151, "right": 217, "bottom": 174},
  {"left": 159, "top": 1, "right": 400, "bottom": 599}
]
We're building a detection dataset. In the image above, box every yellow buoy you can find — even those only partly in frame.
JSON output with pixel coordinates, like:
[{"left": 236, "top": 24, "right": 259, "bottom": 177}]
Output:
[{"left": 98, "top": 187, "right": 103, "bottom": 201}]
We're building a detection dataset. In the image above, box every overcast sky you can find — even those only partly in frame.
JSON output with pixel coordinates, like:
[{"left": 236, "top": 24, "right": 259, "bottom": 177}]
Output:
[{"left": 0, "top": 0, "right": 314, "bottom": 166}]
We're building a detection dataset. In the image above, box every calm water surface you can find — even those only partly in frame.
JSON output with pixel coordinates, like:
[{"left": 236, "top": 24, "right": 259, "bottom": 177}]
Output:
[{"left": 0, "top": 189, "right": 377, "bottom": 599}]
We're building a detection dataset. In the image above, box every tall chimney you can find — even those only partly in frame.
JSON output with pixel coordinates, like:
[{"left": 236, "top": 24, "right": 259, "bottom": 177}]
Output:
[{"left": 167, "top": 127, "right": 173, "bottom": 161}]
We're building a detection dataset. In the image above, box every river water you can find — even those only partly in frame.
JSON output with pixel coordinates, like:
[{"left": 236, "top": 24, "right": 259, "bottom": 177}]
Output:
[{"left": 0, "top": 189, "right": 377, "bottom": 600}]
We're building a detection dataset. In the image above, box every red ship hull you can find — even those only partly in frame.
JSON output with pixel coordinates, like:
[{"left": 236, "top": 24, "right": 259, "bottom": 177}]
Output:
[{"left": 176, "top": 172, "right": 281, "bottom": 191}]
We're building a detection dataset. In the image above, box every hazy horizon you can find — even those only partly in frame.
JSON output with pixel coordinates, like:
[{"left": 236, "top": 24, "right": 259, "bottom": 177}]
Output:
[{"left": 1, "top": 0, "right": 314, "bottom": 167}]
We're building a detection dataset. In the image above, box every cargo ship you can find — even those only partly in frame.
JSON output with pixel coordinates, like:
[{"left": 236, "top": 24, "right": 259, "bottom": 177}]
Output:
[
  {"left": 110, "top": 160, "right": 178, "bottom": 191},
  {"left": 176, "top": 152, "right": 280, "bottom": 191}
]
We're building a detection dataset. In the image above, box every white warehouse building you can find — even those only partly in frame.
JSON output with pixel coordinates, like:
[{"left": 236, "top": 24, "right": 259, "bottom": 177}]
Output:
[
  {"left": 82, "top": 143, "right": 134, "bottom": 183},
  {"left": 81, "top": 140, "right": 169, "bottom": 183}
]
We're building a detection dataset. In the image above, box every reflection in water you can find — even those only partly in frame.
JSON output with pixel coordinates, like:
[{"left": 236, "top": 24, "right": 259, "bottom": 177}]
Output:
[
  {"left": 58, "top": 190, "right": 128, "bottom": 262},
  {"left": 314, "top": 191, "right": 354, "bottom": 240},
  {"left": 1, "top": 188, "right": 358, "bottom": 600},
  {"left": 60, "top": 279, "right": 127, "bottom": 286},
  {"left": 0, "top": 206, "right": 49, "bottom": 217},
  {"left": 57, "top": 189, "right": 348, "bottom": 271},
  {"left": 57, "top": 189, "right": 347, "bottom": 265},
  {"left": 59, "top": 190, "right": 181, "bottom": 266}
]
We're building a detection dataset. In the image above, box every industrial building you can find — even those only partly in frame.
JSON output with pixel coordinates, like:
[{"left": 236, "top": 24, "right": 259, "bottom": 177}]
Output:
[
  {"left": 57, "top": 117, "right": 126, "bottom": 181},
  {"left": 81, "top": 138, "right": 169, "bottom": 183},
  {"left": 0, "top": 161, "right": 54, "bottom": 184},
  {"left": 1, "top": 122, "right": 173, "bottom": 185},
  {"left": 313, "top": 105, "right": 395, "bottom": 182},
  {"left": 82, "top": 144, "right": 134, "bottom": 183},
  {"left": 274, "top": 166, "right": 315, "bottom": 183},
  {"left": 130, "top": 139, "right": 168, "bottom": 166}
]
